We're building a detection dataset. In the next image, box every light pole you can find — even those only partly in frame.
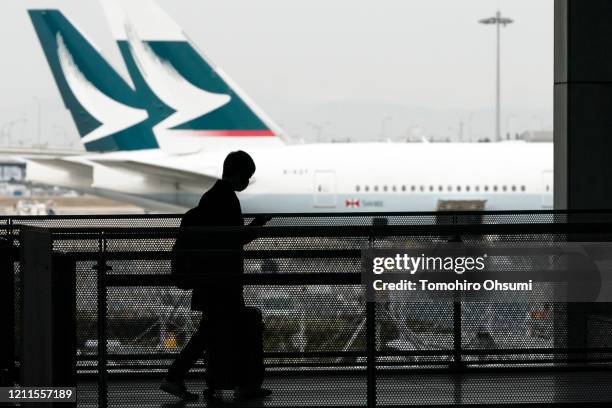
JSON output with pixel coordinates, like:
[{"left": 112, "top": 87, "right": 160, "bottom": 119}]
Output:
[{"left": 479, "top": 11, "right": 513, "bottom": 142}]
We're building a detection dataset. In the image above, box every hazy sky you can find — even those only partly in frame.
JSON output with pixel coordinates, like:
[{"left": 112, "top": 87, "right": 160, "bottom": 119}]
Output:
[{"left": 0, "top": 0, "right": 553, "bottom": 145}]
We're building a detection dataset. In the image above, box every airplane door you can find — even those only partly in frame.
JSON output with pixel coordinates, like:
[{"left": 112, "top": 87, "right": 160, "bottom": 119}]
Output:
[
  {"left": 542, "top": 171, "right": 553, "bottom": 208},
  {"left": 314, "top": 171, "right": 337, "bottom": 208}
]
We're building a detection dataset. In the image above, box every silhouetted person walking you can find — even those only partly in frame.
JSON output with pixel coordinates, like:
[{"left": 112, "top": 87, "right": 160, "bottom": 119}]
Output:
[{"left": 161, "top": 151, "right": 272, "bottom": 401}]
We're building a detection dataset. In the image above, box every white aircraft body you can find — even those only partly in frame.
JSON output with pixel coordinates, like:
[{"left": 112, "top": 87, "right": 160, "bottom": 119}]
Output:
[{"left": 25, "top": 0, "right": 553, "bottom": 213}]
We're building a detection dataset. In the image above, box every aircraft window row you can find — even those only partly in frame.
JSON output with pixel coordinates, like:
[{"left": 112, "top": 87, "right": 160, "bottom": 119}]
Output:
[{"left": 355, "top": 185, "right": 528, "bottom": 193}]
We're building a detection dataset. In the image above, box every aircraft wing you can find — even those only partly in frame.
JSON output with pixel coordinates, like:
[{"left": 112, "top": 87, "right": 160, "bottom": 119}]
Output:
[
  {"left": 18, "top": 147, "right": 223, "bottom": 210},
  {"left": 0, "top": 147, "right": 84, "bottom": 159},
  {"left": 25, "top": 156, "right": 189, "bottom": 212},
  {"left": 88, "top": 157, "right": 219, "bottom": 183},
  {"left": 25, "top": 156, "right": 94, "bottom": 190}
]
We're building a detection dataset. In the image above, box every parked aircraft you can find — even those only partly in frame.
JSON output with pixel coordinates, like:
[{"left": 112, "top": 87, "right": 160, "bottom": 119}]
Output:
[{"left": 26, "top": 1, "right": 553, "bottom": 212}]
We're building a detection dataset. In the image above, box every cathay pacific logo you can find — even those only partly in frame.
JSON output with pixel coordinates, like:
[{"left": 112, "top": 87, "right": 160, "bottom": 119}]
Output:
[
  {"left": 123, "top": 23, "right": 233, "bottom": 134},
  {"left": 56, "top": 33, "right": 148, "bottom": 144},
  {"left": 57, "top": 29, "right": 234, "bottom": 143},
  {"left": 29, "top": 7, "right": 277, "bottom": 152},
  {"left": 57, "top": 26, "right": 274, "bottom": 141}
]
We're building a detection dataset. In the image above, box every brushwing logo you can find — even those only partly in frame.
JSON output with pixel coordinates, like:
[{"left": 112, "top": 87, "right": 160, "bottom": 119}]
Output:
[
  {"left": 56, "top": 33, "right": 148, "bottom": 144},
  {"left": 123, "top": 23, "right": 232, "bottom": 134}
]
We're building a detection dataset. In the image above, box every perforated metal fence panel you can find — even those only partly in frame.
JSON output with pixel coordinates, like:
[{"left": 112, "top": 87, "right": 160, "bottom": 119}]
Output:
[{"left": 3, "top": 211, "right": 612, "bottom": 407}]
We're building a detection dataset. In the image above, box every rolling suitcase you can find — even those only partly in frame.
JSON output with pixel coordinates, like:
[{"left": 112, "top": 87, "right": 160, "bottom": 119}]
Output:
[{"left": 204, "top": 307, "right": 264, "bottom": 390}]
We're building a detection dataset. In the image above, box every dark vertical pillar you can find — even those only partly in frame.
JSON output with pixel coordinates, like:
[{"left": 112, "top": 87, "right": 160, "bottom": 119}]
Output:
[
  {"left": 365, "top": 302, "right": 376, "bottom": 408},
  {"left": 20, "top": 227, "right": 76, "bottom": 407},
  {"left": 21, "top": 227, "right": 53, "bottom": 388},
  {"left": 0, "top": 238, "right": 15, "bottom": 386},
  {"left": 554, "top": 0, "right": 612, "bottom": 384},
  {"left": 555, "top": 0, "right": 612, "bottom": 210},
  {"left": 51, "top": 254, "right": 77, "bottom": 389}
]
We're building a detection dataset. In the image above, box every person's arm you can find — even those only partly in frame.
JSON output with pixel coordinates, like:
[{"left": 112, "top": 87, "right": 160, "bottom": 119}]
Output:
[
  {"left": 240, "top": 215, "right": 272, "bottom": 245},
  {"left": 241, "top": 215, "right": 271, "bottom": 244},
  {"left": 249, "top": 215, "right": 272, "bottom": 227}
]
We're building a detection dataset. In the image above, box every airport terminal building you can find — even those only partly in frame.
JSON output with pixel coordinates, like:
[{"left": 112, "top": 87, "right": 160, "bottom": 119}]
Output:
[{"left": 2, "top": 1, "right": 612, "bottom": 407}]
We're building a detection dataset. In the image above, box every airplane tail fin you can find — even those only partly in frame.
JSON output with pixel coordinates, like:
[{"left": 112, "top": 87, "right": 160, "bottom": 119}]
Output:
[
  {"left": 28, "top": 9, "right": 158, "bottom": 152},
  {"left": 99, "top": 0, "right": 286, "bottom": 154}
]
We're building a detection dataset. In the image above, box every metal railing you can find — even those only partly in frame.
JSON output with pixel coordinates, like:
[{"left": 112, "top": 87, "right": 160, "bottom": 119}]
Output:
[{"left": 4, "top": 210, "right": 612, "bottom": 407}]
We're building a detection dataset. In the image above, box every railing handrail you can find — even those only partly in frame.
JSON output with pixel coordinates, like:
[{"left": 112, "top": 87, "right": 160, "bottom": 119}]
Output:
[
  {"left": 106, "top": 273, "right": 361, "bottom": 286},
  {"left": 7, "top": 221, "right": 612, "bottom": 239},
  {"left": 3, "top": 208, "right": 612, "bottom": 221}
]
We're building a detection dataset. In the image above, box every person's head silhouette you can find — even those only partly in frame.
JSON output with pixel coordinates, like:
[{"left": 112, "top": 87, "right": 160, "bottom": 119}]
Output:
[{"left": 221, "top": 151, "right": 256, "bottom": 192}]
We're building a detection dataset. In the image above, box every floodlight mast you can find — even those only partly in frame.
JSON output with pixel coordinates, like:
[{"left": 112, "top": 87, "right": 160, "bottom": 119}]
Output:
[{"left": 479, "top": 11, "right": 514, "bottom": 142}]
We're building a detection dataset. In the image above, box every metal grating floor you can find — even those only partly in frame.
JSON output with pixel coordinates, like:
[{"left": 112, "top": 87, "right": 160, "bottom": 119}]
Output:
[{"left": 76, "top": 370, "right": 612, "bottom": 407}]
